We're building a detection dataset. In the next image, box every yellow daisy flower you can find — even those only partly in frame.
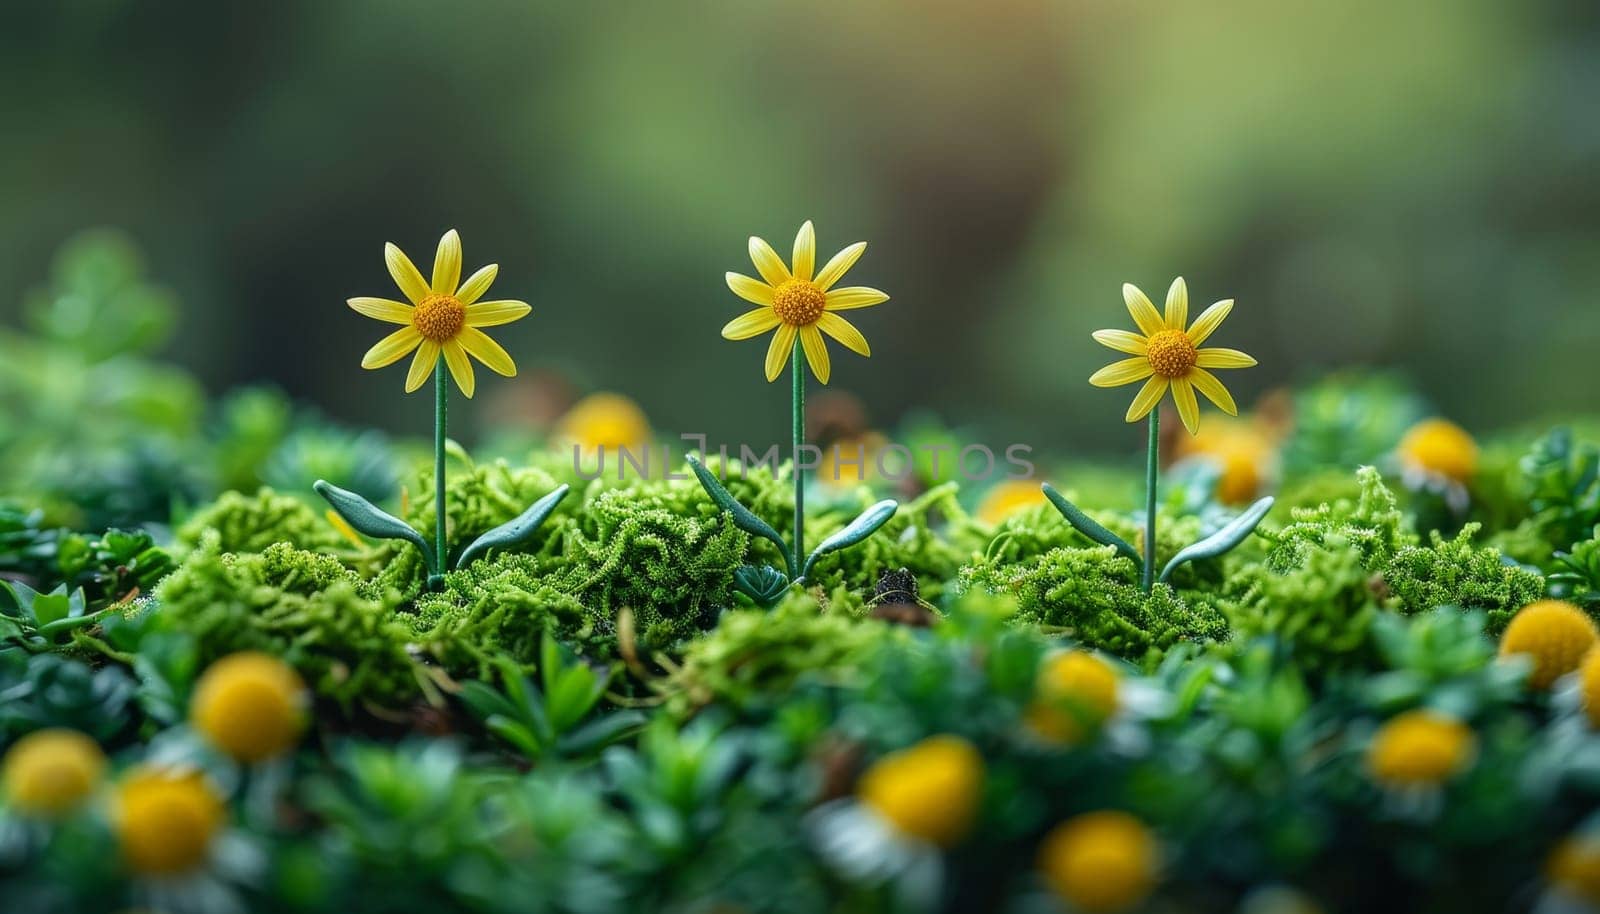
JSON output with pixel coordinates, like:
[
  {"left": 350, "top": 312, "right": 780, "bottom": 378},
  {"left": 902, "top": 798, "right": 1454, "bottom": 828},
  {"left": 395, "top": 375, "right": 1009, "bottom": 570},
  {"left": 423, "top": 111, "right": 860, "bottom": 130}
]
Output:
[
  {"left": 1089, "top": 278, "right": 1256, "bottom": 435},
  {"left": 349, "top": 229, "right": 531, "bottom": 398},
  {"left": 720, "top": 221, "right": 888, "bottom": 384}
]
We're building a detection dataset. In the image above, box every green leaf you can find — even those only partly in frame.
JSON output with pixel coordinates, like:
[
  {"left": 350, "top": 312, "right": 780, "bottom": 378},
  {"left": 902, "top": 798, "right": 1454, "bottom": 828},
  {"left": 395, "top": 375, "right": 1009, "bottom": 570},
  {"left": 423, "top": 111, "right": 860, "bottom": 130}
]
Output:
[
  {"left": 0, "top": 580, "right": 43, "bottom": 621},
  {"left": 686, "top": 455, "right": 792, "bottom": 575},
  {"left": 1041, "top": 483, "right": 1141, "bottom": 565},
  {"left": 799, "top": 499, "right": 898, "bottom": 581},
  {"left": 313, "top": 480, "right": 432, "bottom": 570},
  {"left": 731, "top": 564, "right": 790, "bottom": 607},
  {"left": 558, "top": 710, "right": 648, "bottom": 756},
  {"left": 1158, "top": 496, "right": 1275, "bottom": 583},
  {"left": 455, "top": 484, "right": 570, "bottom": 569}
]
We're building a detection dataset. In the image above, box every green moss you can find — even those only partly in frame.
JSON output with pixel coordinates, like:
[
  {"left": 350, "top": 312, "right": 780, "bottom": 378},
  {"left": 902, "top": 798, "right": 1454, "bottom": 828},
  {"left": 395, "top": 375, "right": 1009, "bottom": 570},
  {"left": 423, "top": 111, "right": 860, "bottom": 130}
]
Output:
[
  {"left": 1381, "top": 524, "right": 1545, "bottom": 633},
  {"left": 1225, "top": 534, "right": 1381, "bottom": 674},
  {"left": 372, "top": 458, "right": 576, "bottom": 597},
  {"left": 1262, "top": 466, "right": 1414, "bottom": 574},
  {"left": 152, "top": 533, "right": 420, "bottom": 708},
  {"left": 408, "top": 553, "right": 594, "bottom": 678},
  {"left": 805, "top": 482, "right": 983, "bottom": 604},
  {"left": 957, "top": 544, "right": 1227, "bottom": 667},
  {"left": 410, "top": 470, "right": 758, "bottom": 661},
  {"left": 665, "top": 589, "right": 887, "bottom": 715},
  {"left": 177, "top": 487, "right": 346, "bottom": 556}
]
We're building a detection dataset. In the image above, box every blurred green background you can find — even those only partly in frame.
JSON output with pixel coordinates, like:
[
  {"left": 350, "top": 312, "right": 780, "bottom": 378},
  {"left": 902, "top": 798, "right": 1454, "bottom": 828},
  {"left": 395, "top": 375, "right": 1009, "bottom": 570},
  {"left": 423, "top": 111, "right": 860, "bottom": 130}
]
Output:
[{"left": 1, "top": 0, "right": 1596, "bottom": 454}]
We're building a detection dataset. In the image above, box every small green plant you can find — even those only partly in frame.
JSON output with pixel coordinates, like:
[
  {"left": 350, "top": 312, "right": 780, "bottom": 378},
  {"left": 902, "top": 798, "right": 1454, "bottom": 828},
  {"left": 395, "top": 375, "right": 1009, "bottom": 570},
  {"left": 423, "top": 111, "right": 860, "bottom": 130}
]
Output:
[{"left": 458, "top": 636, "right": 645, "bottom": 761}]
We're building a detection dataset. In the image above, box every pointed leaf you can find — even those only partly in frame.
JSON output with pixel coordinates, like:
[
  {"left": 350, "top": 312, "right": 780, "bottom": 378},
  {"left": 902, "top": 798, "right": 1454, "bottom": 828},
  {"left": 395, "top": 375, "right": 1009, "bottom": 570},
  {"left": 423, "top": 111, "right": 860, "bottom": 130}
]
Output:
[
  {"left": 0, "top": 580, "right": 42, "bottom": 619},
  {"left": 314, "top": 480, "right": 431, "bottom": 568},
  {"left": 1159, "top": 496, "right": 1275, "bottom": 583},
  {"left": 455, "top": 484, "right": 570, "bottom": 569},
  {"left": 558, "top": 710, "right": 648, "bottom": 757},
  {"left": 1041, "top": 483, "right": 1141, "bottom": 565},
  {"left": 686, "top": 455, "right": 792, "bottom": 573},
  {"left": 800, "top": 500, "right": 898, "bottom": 581}
]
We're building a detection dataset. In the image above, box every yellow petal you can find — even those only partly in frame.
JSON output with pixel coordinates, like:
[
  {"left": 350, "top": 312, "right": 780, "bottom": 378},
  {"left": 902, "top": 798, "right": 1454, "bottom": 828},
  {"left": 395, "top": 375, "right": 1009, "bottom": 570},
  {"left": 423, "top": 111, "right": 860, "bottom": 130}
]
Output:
[
  {"left": 1171, "top": 377, "right": 1200, "bottom": 434},
  {"left": 800, "top": 325, "right": 831, "bottom": 385},
  {"left": 442, "top": 339, "right": 475, "bottom": 398},
  {"left": 1092, "top": 329, "right": 1147, "bottom": 355},
  {"left": 748, "top": 236, "right": 791, "bottom": 287},
  {"left": 1188, "top": 368, "right": 1238, "bottom": 415},
  {"left": 459, "top": 326, "right": 516, "bottom": 376},
  {"left": 792, "top": 221, "right": 816, "bottom": 282},
  {"left": 1195, "top": 348, "right": 1257, "bottom": 369},
  {"left": 348, "top": 297, "right": 414, "bottom": 325},
  {"left": 464, "top": 300, "right": 531, "bottom": 327},
  {"left": 1124, "top": 376, "right": 1168, "bottom": 422},
  {"left": 385, "top": 244, "right": 431, "bottom": 304},
  {"left": 1122, "top": 283, "right": 1165, "bottom": 337},
  {"left": 1089, "top": 358, "right": 1155, "bottom": 388},
  {"left": 362, "top": 326, "right": 423, "bottom": 369},
  {"left": 817, "top": 312, "right": 870, "bottom": 356},
  {"left": 824, "top": 286, "right": 889, "bottom": 311},
  {"left": 1165, "top": 277, "right": 1188, "bottom": 330},
  {"left": 1186, "top": 300, "right": 1233, "bottom": 345},
  {"left": 456, "top": 264, "right": 499, "bottom": 304},
  {"left": 726, "top": 272, "right": 775, "bottom": 305},
  {"left": 404, "top": 340, "right": 440, "bottom": 392},
  {"left": 722, "top": 308, "right": 781, "bottom": 340},
  {"left": 765, "top": 324, "right": 796, "bottom": 382},
  {"left": 432, "top": 230, "right": 462, "bottom": 294},
  {"left": 814, "top": 242, "right": 866, "bottom": 291}
]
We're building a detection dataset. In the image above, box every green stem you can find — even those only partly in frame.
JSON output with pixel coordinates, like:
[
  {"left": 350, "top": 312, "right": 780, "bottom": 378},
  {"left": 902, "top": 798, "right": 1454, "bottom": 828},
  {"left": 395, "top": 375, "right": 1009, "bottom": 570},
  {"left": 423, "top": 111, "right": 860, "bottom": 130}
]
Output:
[
  {"left": 1143, "top": 409, "right": 1159, "bottom": 592},
  {"left": 791, "top": 341, "right": 805, "bottom": 578},
  {"left": 433, "top": 358, "right": 448, "bottom": 586}
]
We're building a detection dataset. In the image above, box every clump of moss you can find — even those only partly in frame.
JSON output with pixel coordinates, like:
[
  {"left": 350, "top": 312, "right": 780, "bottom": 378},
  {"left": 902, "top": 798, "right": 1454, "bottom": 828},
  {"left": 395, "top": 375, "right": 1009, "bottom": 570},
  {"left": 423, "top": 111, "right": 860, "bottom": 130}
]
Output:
[
  {"left": 410, "top": 470, "right": 758, "bottom": 661},
  {"left": 980, "top": 502, "right": 1094, "bottom": 566},
  {"left": 177, "top": 487, "right": 346, "bottom": 556},
  {"left": 1262, "top": 465, "right": 1414, "bottom": 574},
  {"left": 1225, "top": 533, "right": 1382, "bottom": 674},
  {"left": 1382, "top": 524, "right": 1544, "bottom": 632},
  {"left": 553, "top": 485, "right": 750, "bottom": 653},
  {"left": 409, "top": 553, "right": 594, "bottom": 678},
  {"left": 666, "top": 589, "right": 887, "bottom": 715},
  {"left": 957, "top": 544, "right": 1227, "bottom": 667},
  {"left": 153, "top": 533, "right": 419, "bottom": 708},
  {"left": 806, "top": 483, "right": 983, "bottom": 604},
  {"left": 373, "top": 458, "right": 575, "bottom": 597}
]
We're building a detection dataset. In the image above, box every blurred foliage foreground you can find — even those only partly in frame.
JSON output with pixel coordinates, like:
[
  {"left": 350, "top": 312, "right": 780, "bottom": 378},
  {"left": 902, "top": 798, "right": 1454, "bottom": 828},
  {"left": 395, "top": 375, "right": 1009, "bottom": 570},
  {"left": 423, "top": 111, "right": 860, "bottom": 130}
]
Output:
[{"left": 5, "top": 234, "right": 1600, "bottom": 914}]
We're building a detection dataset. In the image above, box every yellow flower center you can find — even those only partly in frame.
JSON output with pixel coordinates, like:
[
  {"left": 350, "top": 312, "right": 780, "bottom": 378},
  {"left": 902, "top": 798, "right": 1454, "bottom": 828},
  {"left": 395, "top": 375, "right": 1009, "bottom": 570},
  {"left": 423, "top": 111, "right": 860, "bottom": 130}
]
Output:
[
  {"left": 412, "top": 294, "right": 466, "bottom": 342},
  {"left": 190, "top": 652, "right": 308, "bottom": 763},
  {"left": 1581, "top": 648, "right": 1600, "bottom": 729},
  {"left": 1026, "top": 651, "right": 1120, "bottom": 744},
  {"left": 856, "top": 735, "right": 984, "bottom": 848},
  {"left": 1549, "top": 836, "right": 1600, "bottom": 904},
  {"left": 1397, "top": 418, "right": 1479, "bottom": 484},
  {"left": 1367, "top": 710, "right": 1475, "bottom": 787},
  {"left": 556, "top": 392, "right": 653, "bottom": 451},
  {"left": 976, "top": 479, "right": 1047, "bottom": 525},
  {"left": 771, "top": 280, "right": 826, "bottom": 327},
  {"left": 2, "top": 729, "right": 106, "bottom": 819},
  {"left": 1037, "top": 811, "right": 1157, "bottom": 914},
  {"left": 1144, "top": 330, "right": 1196, "bottom": 378},
  {"left": 1500, "top": 599, "right": 1598, "bottom": 690},
  {"left": 114, "top": 767, "right": 225, "bottom": 876}
]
